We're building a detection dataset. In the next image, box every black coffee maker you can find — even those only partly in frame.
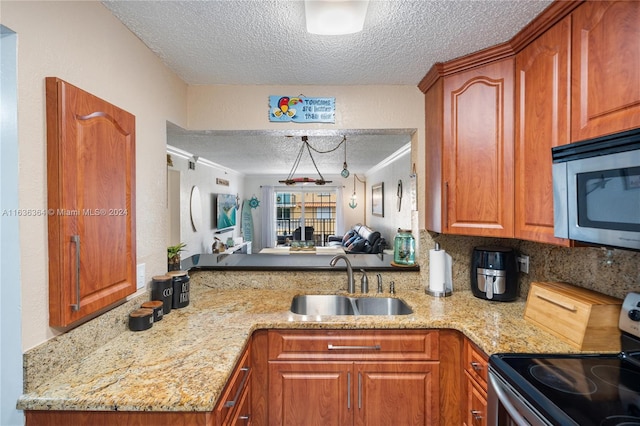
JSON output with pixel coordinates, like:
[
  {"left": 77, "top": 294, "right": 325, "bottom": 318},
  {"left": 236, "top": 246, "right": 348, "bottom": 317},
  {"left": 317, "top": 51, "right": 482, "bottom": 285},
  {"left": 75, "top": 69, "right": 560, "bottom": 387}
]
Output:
[{"left": 471, "top": 246, "right": 518, "bottom": 301}]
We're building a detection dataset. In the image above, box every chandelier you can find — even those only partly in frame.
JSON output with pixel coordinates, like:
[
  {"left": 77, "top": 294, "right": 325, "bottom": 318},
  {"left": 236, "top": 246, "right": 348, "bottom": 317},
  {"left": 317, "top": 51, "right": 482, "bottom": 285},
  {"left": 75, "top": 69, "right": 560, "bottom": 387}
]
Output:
[{"left": 279, "top": 136, "right": 333, "bottom": 185}]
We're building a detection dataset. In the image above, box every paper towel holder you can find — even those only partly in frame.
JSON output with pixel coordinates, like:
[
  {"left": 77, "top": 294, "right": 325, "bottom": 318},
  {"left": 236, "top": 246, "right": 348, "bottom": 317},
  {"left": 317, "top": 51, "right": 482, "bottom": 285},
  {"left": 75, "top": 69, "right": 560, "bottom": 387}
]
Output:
[
  {"left": 426, "top": 243, "right": 453, "bottom": 297},
  {"left": 426, "top": 288, "right": 452, "bottom": 297}
]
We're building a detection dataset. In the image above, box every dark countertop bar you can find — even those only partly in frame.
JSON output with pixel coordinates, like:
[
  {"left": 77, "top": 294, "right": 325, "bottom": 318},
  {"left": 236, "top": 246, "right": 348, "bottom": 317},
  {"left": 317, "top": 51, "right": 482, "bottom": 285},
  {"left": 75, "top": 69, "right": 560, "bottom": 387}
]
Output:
[{"left": 182, "top": 252, "right": 420, "bottom": 272}]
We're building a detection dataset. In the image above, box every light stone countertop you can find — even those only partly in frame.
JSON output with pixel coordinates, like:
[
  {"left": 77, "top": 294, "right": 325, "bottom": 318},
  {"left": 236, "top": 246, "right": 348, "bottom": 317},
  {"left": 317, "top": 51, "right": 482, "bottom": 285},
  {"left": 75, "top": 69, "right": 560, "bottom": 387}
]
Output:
[{"left": 17, "top": 283, "right": 588, "bottom": 413}]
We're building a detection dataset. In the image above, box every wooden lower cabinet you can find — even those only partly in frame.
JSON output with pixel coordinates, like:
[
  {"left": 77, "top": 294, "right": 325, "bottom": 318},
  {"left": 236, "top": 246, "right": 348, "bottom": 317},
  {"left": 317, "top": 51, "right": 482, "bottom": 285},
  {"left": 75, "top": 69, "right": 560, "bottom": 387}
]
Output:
[
  {"left": 268, "top": 361, "right": 352, "bottom": 425},
  {"left": 267, "top": 329, "right": 440, "bottom": 426},
  {"left": 25, "top": 330, "right": 484, "bottom": 426},
  {"left": 268, "top": 361, "right": 438, "bottom": 426},
  {"left": 356, "top": 362, "right": 438, "bottom": 426},
  {"left": 462, "top": 338, "right": 489, "bottom": 426}
]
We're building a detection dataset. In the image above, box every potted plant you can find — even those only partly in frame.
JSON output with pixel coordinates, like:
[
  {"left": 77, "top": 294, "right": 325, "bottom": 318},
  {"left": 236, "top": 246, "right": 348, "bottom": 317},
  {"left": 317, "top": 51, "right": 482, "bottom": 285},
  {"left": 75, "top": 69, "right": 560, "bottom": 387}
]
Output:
[{"left": 167, "top": 242, "right": 186, "bottom": 271}]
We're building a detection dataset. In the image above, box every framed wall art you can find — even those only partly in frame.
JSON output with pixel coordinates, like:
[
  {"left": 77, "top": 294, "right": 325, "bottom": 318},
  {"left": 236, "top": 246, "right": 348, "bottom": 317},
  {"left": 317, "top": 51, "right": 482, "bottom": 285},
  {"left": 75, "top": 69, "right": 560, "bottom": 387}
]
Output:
[{"left": 371, "top": 182, "right": 384, "bottom": 217}]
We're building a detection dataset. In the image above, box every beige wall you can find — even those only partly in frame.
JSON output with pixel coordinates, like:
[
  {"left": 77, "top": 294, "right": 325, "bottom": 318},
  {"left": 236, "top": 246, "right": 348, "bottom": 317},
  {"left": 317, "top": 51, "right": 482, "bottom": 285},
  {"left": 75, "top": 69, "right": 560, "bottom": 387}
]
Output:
[
  {"left": 187, "top": 84, "right": 426, "bottom": 219},
  {"left": 1, "top": 1, "right": 188, "bottom": 350}
]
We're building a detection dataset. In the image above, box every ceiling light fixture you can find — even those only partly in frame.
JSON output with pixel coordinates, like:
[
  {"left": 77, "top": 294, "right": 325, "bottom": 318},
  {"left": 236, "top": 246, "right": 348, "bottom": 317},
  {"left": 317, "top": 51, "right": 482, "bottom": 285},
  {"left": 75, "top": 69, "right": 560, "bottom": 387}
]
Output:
[
  {"left": 305, "top": 0, "right": 370, "bottom": 35},
  {"left": 279, "top": 136, "right": 333, "bottom": 186},
  {"left": 341, "top": 135, "right": 350, "bottom": 178}
]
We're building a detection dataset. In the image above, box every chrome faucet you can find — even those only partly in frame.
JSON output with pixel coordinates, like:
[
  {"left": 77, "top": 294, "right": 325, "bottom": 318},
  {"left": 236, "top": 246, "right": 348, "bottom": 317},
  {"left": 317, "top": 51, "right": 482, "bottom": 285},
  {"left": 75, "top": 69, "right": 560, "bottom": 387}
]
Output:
[{"left": 329, "top": 255, "right": 355, "bottom": 293}]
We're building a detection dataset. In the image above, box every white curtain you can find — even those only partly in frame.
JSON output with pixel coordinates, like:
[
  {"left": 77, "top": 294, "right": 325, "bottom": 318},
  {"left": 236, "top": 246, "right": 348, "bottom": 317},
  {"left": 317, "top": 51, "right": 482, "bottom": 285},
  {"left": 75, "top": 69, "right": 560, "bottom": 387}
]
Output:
[
  {"left": 335, "top": 186, "right": 344, "bottom": 236},
  {"left": 260, "top": 185, "right": 276, "bottom": 248}
]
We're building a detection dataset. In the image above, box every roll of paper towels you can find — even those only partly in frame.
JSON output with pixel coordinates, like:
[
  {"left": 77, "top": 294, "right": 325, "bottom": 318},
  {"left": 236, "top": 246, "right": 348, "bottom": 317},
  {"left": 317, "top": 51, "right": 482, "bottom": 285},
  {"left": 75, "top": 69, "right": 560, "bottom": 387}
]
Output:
[{"left": 429, "top": 248, "right": 453, "bottom": 293}]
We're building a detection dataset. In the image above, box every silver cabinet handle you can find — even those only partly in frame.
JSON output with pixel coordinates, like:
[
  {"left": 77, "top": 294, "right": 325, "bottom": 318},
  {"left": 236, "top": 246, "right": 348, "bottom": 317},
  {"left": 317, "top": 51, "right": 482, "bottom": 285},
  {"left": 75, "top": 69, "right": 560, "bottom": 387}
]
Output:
[
  {"left": 347, "top": 372, "right": 351, "bottom": 409},
  {"left": 328, "top": 344, "right": 381, "bottom": 351},
  {"left": 471, "top": 410, "right": 483, "bottom": 421},
  {"left": 470, "top": 361, "right": 483, "bottom": 372},
  {"left": 224, "top": 367, "right": 250, "bottom": 408},
  {"left": 444, "top": 181, "right": 449, "bottom": 229},
  {"left": 358, "top": 372, "right": 362, "bottom": 409},
  {"left": 71, "top": 235, "right": 80, "bottom": 311},
  {"left": 238, "top": 414, "right": 250, "bottom": 425}
]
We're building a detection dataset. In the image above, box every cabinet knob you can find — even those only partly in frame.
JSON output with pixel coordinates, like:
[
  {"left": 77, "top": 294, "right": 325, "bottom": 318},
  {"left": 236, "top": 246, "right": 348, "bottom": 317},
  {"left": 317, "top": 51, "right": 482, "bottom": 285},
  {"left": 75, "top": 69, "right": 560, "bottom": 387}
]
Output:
[
  {"left": 471, "top": 409, "right": 483, "bottom": 421},
  {"left": 470, "top": 361, "right": 483, "bottom": 372}
]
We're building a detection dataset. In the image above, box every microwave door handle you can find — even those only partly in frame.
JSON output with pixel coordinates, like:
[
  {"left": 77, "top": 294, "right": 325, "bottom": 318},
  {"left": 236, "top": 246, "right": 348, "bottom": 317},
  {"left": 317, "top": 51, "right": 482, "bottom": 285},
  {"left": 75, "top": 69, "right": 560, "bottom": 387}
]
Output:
[{"left": 489, "top": 374, "right": 531, "bottom": 426}]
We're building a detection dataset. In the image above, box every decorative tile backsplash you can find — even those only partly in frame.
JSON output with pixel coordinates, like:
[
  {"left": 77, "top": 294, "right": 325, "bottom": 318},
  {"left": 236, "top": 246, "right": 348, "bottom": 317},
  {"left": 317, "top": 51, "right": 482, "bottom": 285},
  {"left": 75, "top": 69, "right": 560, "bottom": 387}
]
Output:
[{"left": 419, "top": 230, "right": 640, "bottom": 300}]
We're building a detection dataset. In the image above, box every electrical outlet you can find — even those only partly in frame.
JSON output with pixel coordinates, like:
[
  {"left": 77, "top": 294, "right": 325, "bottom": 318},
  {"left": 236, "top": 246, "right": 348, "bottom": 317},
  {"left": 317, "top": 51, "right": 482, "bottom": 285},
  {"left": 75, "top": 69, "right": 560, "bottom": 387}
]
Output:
[
  {"left": 517, "top": 255, "right": 530, "bottom": 274},
  {"left": 136, "top": 263, "right": 146, "bottom": 290}
]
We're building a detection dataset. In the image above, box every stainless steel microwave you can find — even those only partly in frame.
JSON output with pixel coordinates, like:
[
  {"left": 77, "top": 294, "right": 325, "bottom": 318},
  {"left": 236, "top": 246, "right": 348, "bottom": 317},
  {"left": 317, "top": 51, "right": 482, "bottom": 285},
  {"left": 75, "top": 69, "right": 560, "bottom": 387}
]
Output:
[{"left": 552, "top": 128, "right": 640, "bottom": 250}]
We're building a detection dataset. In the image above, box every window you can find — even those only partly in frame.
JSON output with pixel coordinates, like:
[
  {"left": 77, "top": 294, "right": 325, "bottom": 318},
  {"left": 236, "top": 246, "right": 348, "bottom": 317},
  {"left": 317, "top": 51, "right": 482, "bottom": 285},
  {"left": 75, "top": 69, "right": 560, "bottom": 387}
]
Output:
[{"left": 275, "top": 190, "right": 337, "bottom": 246}]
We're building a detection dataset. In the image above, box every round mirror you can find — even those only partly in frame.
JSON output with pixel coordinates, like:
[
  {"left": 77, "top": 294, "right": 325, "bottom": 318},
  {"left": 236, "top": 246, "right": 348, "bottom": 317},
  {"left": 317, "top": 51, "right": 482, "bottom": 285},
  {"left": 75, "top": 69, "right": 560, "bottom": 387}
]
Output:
[{"left": 190, "top": 186, "right": 202, "bottom": 231}]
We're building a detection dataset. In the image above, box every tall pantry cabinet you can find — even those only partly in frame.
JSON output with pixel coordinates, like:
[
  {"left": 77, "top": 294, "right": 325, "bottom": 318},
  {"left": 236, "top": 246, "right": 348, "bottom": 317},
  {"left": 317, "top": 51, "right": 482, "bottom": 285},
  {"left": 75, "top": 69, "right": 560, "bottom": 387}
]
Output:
[{"left": 46, "top": 78, "right": 136, "bottom": 327}]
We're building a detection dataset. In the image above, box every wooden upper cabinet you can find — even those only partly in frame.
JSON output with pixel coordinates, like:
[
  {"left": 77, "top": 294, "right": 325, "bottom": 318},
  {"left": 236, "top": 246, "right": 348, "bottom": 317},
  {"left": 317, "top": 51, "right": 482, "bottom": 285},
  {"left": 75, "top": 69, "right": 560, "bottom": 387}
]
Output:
[
  {"left": 442, "top": 59, "right": 515, "bottom": 237},
  {"left": 571, "top": 0, "right": 640, "bottom": 141},
  {"left": 514, "top": 16, "right": 572, "bottom": 246},
  {"left": 46, "top": 77, "right": 136, "bottom": 327},
  {"left": 424, "top": 78, "right": 444, "bottom": 233}
]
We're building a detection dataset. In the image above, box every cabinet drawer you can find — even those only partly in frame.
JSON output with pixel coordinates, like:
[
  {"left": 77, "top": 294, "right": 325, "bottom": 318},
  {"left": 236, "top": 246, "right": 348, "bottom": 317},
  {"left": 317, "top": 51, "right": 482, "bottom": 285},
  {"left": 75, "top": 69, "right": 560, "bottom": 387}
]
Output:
[
  {"left": 214, "top": 346, "right": 251, "bottom": 426},
  {"left": 268, "top": 329, "right": 438, "bottom": 361},
  {"left": 225, "top": 383, "right": 251, "bottom": 426},
  {"left": 464, "top": 339, "right": 488, "bottom": 389},
  {"left": 464, "top": 371, "right": 487, "bottom": 426}
]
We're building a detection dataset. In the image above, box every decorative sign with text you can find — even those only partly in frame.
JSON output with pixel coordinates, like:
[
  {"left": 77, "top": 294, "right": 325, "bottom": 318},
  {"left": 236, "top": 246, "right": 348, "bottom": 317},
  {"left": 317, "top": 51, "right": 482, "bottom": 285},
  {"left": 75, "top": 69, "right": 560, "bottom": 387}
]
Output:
[{"left": 269, "top": 96, "right": 335, "bottom": 123}]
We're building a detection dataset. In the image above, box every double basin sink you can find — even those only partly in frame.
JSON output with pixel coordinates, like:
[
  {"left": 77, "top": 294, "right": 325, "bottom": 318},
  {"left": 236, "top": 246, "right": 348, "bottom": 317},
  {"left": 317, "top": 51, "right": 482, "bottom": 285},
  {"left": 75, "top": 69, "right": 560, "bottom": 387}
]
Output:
[{"left": 290, "top": 294, "right": 413, "bottom": 316}]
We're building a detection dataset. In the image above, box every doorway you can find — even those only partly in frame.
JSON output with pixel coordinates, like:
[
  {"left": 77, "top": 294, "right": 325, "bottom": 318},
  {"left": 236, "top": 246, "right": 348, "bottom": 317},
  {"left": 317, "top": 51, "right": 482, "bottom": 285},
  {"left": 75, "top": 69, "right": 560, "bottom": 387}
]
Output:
[{"left": 1, "top": 24, "right": 24, "bottom": 426}]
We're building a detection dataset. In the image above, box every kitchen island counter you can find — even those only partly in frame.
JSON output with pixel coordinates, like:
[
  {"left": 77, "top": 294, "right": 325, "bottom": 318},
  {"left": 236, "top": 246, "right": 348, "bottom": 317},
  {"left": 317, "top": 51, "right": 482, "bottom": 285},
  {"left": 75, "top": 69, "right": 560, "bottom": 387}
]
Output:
[{"left": 18, "top": 277, "right": 584, "bottom": 413}]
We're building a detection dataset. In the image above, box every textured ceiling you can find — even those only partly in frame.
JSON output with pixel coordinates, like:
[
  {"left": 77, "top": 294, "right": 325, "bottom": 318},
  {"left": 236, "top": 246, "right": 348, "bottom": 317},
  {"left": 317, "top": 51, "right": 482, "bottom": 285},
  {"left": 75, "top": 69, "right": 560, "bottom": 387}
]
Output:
[
  {"left": 102, "top": 0, "right": 552, "bottom": 86},
  {"left": 167, "top": 124, "right": 413, "bottom": 176},
  {"left": 103, "top": 0, "right": 553, "bottom": 174}
]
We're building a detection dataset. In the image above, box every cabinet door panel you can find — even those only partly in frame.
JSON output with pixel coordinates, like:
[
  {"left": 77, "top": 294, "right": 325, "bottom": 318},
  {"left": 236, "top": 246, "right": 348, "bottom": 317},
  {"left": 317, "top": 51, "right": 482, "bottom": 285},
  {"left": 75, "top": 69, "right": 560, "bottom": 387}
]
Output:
[
  {"left": 515, "top": 16, "right": 571, "bottom": 246},
  {"left": 443, "top": 59, "right": 514, "bottom": 237},
  {"left": 268, "top": 361, "right": 352, "bottom": 426},
  {"left": 46, "top": 78, "right": 136, "bottom": 327},
  {"left": 571, "top": 1, "right": 640, "bottom": 140},
  {"left": 355, "top": 362, "right": 439, "bottom": 426}
]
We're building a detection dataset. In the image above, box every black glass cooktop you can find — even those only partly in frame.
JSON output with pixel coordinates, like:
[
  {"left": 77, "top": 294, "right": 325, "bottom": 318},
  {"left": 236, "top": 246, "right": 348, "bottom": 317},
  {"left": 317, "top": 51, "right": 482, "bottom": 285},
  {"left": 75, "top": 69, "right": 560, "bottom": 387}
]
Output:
[{"left": 490, "top": 353, "right": 640, "bottom": 426}]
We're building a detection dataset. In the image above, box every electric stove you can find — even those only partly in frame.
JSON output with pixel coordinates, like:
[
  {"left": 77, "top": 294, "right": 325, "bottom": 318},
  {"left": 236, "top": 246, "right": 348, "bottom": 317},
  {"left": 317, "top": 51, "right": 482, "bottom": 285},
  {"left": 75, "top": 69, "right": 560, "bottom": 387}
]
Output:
[{"left": 488, "top": 292, "right": 640, "bottom": 426}]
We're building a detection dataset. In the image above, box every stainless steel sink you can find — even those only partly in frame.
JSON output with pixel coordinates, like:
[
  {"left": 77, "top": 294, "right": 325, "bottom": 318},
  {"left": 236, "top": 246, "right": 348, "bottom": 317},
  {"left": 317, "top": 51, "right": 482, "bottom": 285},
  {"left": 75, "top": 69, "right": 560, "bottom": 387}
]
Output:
[
  {"left": 290, "top": 295, "right": 412, "bottom": 316},
  {"left": 354, "top": 297, "right": 413, "bottom": 315},
  {"left": 290, "top": 295, "right": 355, "bottom": 316}
]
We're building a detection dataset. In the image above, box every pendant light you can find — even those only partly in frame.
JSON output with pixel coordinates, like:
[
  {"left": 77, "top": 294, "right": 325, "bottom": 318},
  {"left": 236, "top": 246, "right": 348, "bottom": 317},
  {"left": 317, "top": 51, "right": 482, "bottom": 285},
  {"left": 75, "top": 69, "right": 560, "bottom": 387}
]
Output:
[
  {"left": 279, "top": 136, "right": 332, "bottom": 185},
  {"left": 341, "top": 136, "right": 350, "bottom": 178}
]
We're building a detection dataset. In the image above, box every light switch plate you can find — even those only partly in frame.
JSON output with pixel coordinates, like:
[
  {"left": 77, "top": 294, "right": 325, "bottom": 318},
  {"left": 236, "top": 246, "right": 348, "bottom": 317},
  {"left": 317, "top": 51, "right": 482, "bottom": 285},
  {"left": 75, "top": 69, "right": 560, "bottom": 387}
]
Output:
[{"left": 136, "top": 263, "right": 146, "bottom": 290}]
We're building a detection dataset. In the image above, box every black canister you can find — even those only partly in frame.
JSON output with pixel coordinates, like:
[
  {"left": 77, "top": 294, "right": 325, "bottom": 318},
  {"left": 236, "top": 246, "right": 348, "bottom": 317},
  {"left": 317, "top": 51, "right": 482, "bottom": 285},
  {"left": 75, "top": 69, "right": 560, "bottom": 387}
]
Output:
[
  {"left": 152, "top": 275, "right": 173, "bottom": 314},
  {"left": 141, "top": 300, "right": 164, "bottom": 322},
  {"left": 168, "top": 270, "right": 190, "bottom": 309}
]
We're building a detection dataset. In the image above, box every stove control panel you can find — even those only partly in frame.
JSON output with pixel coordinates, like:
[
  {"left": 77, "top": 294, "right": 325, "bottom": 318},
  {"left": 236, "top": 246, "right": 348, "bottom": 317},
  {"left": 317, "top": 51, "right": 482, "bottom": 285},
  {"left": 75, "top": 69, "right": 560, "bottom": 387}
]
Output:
[{"left": 620, "top": 292, "right": 640, "bottom": 337}]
